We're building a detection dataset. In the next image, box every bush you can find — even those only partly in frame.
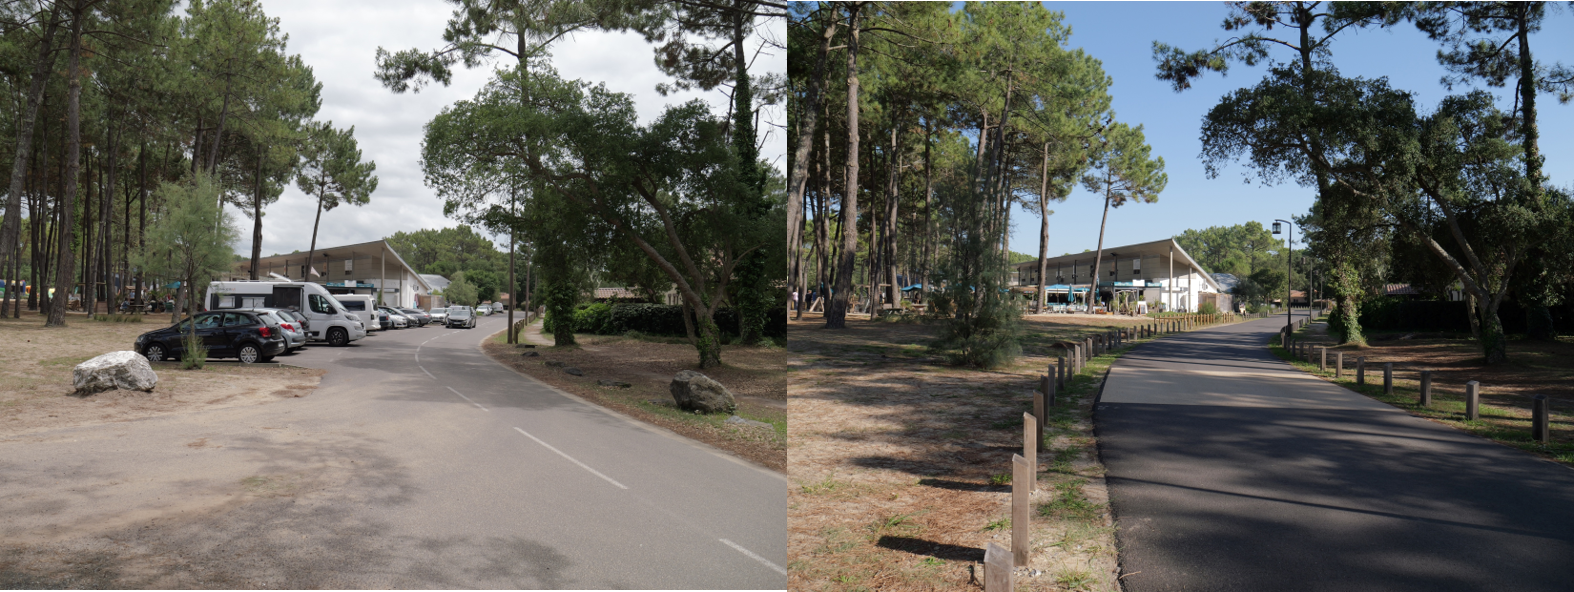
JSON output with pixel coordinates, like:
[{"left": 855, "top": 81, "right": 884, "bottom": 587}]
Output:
[
  {"left": 1199, "top": 301, "right": 1220, "bottom": 315},
  {"left": 180, "top": 333, "right": 206, "bottom": 370},
  {"left": 573, "top": 302, "right": 614, "bottom": 335}
]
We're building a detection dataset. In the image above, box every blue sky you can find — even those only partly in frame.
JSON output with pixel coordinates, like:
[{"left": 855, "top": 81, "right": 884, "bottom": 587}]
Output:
[{"left": 1009, "top": 2, "right": 1574, "bottom": 260}]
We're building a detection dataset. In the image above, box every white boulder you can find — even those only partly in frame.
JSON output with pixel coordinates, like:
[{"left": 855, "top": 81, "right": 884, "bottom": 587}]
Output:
[{"left": 72, "top": 351, "right": 159, "bottom": 396}]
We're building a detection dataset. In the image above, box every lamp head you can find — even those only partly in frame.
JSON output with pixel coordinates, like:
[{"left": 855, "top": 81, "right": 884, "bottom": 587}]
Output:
[{"left": 1272, "top": 221, "right": 1282, "bottom": 234}]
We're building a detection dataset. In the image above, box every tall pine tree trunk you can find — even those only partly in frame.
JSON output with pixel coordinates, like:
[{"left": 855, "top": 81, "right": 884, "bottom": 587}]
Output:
[
  {"left": 826, "top": 3, "right": 861, "bottom": 329},
  {"left": 47, "top": 5, "right": 84, "bottom": 327},
  {"left": 788, "top": 16, "right": 836, "bottom": 321}
]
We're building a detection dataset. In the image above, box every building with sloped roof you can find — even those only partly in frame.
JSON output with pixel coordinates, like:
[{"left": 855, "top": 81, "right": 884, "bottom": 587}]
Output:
[{"left": 1011, "top": 238, "right": 1226, "bottom": 313}]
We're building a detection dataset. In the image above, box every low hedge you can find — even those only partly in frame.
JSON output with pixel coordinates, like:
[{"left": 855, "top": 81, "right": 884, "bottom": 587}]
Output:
[{"left": 545, "top": 302, "right": 786, "bottom": 339}]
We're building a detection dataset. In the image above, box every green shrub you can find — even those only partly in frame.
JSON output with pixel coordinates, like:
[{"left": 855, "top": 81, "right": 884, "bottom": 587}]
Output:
[
  {"left": 573, "top": 302, "right": 614, "bottom": 334},
  {"left": 1199, "top": 301, "right": 1220, "bottom": 315},
  {"left": 180, "top": 333, "right": 206, "bottom": 370}
]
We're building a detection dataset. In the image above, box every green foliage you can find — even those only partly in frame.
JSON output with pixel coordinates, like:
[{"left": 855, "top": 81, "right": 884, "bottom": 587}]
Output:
[
  {"left": 443, "top": 274, "right": 478, "bottom": 307},
  {"left": 1198, "top": 301, "right": 1219, "bottom": 316},
  {"left": 384, "top": 225, "right": 506, "bottom": 280},
  {"left": 135, "top": 173, "right": 240, "bottom": 309},
  {"left": 180, "top": 332, "right": 206, "bottom": 370},
  {"left": 572, "top": 302, "right": 614, "bottom": 335}
]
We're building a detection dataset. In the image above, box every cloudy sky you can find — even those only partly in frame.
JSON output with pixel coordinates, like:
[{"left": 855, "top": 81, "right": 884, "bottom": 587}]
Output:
[{"left": 247, "top": 0, "right": 786, "bottom": 257}]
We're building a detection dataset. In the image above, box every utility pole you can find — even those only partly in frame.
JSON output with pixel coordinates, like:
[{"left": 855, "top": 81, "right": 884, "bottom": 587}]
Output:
[{"left": 507, "top": 178, "right": 517, "bottom": 344}]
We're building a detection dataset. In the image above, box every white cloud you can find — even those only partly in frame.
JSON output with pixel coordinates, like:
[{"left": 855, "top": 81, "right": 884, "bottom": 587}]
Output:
[{"left": 248, "top": 0, "right": 785, "bottom": 257}]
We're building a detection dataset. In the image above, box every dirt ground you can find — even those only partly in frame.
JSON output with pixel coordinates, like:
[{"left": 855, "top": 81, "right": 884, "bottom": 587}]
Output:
[
  {"left": 1280, "top": 316, "right": 1574, "bottom": 464},
  {"left": 481, "top": 324, "right": 786, "bottom": 472},
  {"left": 0, "top": 310, "right": 323, "bottom": 438},
  {"left": 788, "top": 310, "right": 1184, "bottom": 592}
]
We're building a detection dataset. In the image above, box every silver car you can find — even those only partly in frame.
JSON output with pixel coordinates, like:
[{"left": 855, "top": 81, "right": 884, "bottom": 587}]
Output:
[
  {"left": 446, "top": 306, "right": 476, "bottom": 328},
  {"left": 235, "top": 308, "right": 306, "bottom": 352}
]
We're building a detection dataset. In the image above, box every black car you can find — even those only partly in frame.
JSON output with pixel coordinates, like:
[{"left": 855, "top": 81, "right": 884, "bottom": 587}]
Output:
[{"left": 134, "top": 310, "right": 288, "bottom": 364}]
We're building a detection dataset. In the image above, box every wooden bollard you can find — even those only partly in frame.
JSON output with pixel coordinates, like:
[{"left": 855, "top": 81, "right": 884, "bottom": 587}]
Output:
[
  {"left": 1057, "top": 356, "right": 1066, "bottom": 392},
  {"left": 1357, "top": 357, "right": 1366, "bottom": 385},
  {"left": 1012, "top": 454, "right": 1031, "bottom": 566},
  {"left": 984, "top": 542, "right": 1012, "bottom": 592},
  {"left": 1085, "top": 337, "right": 1093, "bottom": 360},
  {"left": 1037, "top": 377, "right": 1049, "bottom": 447},
  {"left": 1319, "top": 346, "right": 1327, "bottom": 371},
  {"left": 1383, "top": 363, "right": 1393, "bottom": 395},
  {"left": 1532, "top": 395, "right": 1549, "bottom": 444},
  {"left": 1466, "top": 381, "right": 1480, "bottom": 421},
  {"left": 1336, "top": 352, "right": 1344, "bottom": 378},
  {"left": 1023, "top": 412, "right": 1038, "bottom": 475},
  {"left": 1420, "top": 370, "right": 1432, "bottom": 407}
]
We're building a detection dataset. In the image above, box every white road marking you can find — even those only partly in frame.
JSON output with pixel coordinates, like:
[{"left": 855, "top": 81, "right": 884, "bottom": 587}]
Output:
[
  {"left": 512, "top": 427, "right": 629, "bottom": 490},
  {"left": 447, "top": 386, "right": 490, "bottom": 412},
  {"left": 719, "top": 539, "right": 787, "bottom": 575},
  {"left": 422, "top": 367, "right": 436, "bottom": 380}
]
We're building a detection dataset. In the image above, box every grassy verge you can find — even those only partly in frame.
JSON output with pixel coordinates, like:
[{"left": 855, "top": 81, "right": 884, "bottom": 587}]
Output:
[
  {"left": 482, "top": 327, "right": 786, "bottom": 471},
  {"left": 1269, "top": 317, "right": 1574, "bottom": 466}
]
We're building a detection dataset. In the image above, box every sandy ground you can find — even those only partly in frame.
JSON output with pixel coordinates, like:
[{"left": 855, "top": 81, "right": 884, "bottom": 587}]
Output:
[
  {"left": 788, "top": 311, "right": 1170, "bottom": 592},
  {"left": 0, "top": 311, "right": 324, "bottom": 438},
  {"left": 481, "top": 321, "right": 787, "bottom": 472}
]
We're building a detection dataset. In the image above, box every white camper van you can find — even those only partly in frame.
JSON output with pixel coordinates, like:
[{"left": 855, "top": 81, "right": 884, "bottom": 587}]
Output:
[
  {"left": 205, "top": 277, "right": 368, "bottom": 346},
  {"left": 331, "top": 294, "right": 381, "bottom": 332}
]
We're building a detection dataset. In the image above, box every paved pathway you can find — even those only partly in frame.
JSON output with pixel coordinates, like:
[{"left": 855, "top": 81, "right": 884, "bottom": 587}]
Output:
[
  {"left": 1, "top": 315, "right": 784, "bottom": 588},
  {"left": 1097, "top": 313, "right": 1574, "bottom": 591}
]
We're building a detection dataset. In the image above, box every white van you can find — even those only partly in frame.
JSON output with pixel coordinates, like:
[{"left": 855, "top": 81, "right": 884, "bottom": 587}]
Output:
[
  {"left": 331, "top": 294, "right": 381, "bottom": 332},
  {"left": 205, "top": 277, "right": 368, "bottom": 346}
]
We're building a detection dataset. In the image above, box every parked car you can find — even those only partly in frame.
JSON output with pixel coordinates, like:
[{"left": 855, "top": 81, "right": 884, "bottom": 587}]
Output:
[
  {"left": 135, "top": 310, "right": 288, "bottom": 364},
  {"left": 429, "top": 307, "right": 448, "bottom": 323},
  {"left": 378, "top": 307, "right": 410, "bottom": 329},
  {"left": 230, "top": 308, "right": 306, "bottom": 352},
  {"left": 205, "top": 279, "right": 366, "bottom": 346},
  {"left": 446, "top": 306, "right": 476, "bottom": 328},
  {"left": 395, "top": 307, "right": 431, "bottom": 326},
  {"left": 475, "top": 304, "right": 491, "bottom": 316}
]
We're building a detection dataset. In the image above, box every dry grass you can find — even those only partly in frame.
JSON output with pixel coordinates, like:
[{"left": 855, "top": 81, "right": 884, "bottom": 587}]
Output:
[
  {"left": 788, "top": 310, "right": 1193, "bottom": 592},
  {"left": 0, "top": 310, "right": 323, "bottom": 438},
  {"left": 481, "top": 327, "right": 786, "bottom": 472},
  {"left": 1277, "top": 316, "right": 1574, "bottom": 465}
]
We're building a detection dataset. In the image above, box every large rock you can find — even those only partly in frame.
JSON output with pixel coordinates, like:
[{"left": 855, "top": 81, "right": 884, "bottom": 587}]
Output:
[
  {"left": 73, "top": 351, "right": 158, "bottom": 396},
  {"left": 669, "top": 370, "right": 737, "bottom": 414}
]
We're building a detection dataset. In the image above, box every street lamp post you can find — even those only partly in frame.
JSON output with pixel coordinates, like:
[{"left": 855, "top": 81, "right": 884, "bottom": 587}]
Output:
[{"left": 1272, "top": 219, "right": 1293, "bottom": 333}]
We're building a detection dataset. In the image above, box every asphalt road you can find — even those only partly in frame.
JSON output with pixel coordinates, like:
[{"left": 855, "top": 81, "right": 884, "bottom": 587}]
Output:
[
  {"left": 1096, "top": 313, "right": 1574, "bottom": 592},
  {"left": 0, "top": 315, "right": 786, "bottom": 589}
]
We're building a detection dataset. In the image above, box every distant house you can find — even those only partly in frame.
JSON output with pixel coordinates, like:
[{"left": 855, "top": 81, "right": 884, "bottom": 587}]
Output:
[{"left": 1385, "top": 283, "right": 1427, "bottom": 300}]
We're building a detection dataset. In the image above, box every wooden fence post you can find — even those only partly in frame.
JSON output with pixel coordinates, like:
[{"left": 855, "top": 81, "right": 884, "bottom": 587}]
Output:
[
  {"left": 1336, "top": 352, "right": 1344, "bottom": 379},
  {"left": 1357, "top": 357, "right": 1366, "bottom": 386},
  {"left": 1012, "top": 454, "right": 1031, "bottom": 567},
  {"left": 1057, "top": 356, "right": 1066, "bottom": 392},
  {"left": 984, "top": 542, "right": 1013, "bottom": 592},
  {"left": 1319, "top": 347, "right": 1327, "bottom": 371},
  {"left": 1419, "top": 370, "right": 1431, "bottom": 407},
  {"left": 1023, "top": 412, "right": 1038, "bottom": 479},
  {"left": 1532, "top": 395, "right": 1549, "bottom": 444},
  {"left": 1383, "top": 363, "right": 1393, "bottom": 395},
  {"left": 1466, "top": 381, "right": 1480, "bottom": 421}
]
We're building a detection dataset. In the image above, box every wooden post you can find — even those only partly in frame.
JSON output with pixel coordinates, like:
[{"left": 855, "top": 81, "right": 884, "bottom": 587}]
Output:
[
  {"left": 1420, "top": 370, "right": 1431, "bottom": 407},
  {"left": 1012, "top": 454, "right": 1031, "bottom": 567},
  {"left": 984, "top": 542, "right": 1013, "bottom": 592},
  {"left": 1057, "top": 356, "right": 1066, "bottom": 392},
  {"left": 1383, "top": 363, "right": 1393, "bottom": 395},
  {"left": 1466, "top": 381, "right": 1480, "bottom": 421},
  {"left": 1336, "top": 352, "right": 1344, "bottom": 379},
  {"left": 1532, "top": 395, "right": 1549, "bottom": 444},
  {"left": 1319, "top": 347, "right": 1327, "bottom": 371},
  {"left": 1023, "top": 413, "right": 1037, "bottom": 480},
  {"left": 1357, "top": 357, "right": 1366, "bottom": 386},
  {"left": 1033, "top": 389, "right": 1045, "bottom": 453}
]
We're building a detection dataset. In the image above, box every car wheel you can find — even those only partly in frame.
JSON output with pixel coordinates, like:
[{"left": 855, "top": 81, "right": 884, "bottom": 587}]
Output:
[
  {"left": 328, "top": 327, "right": 349, "bottom": 347},
  {"left": 144, "top": 344, "right": 166, "bottom": 362},
  {"left": 238, "top": 344, "right": 261, "bottom": 364}
]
